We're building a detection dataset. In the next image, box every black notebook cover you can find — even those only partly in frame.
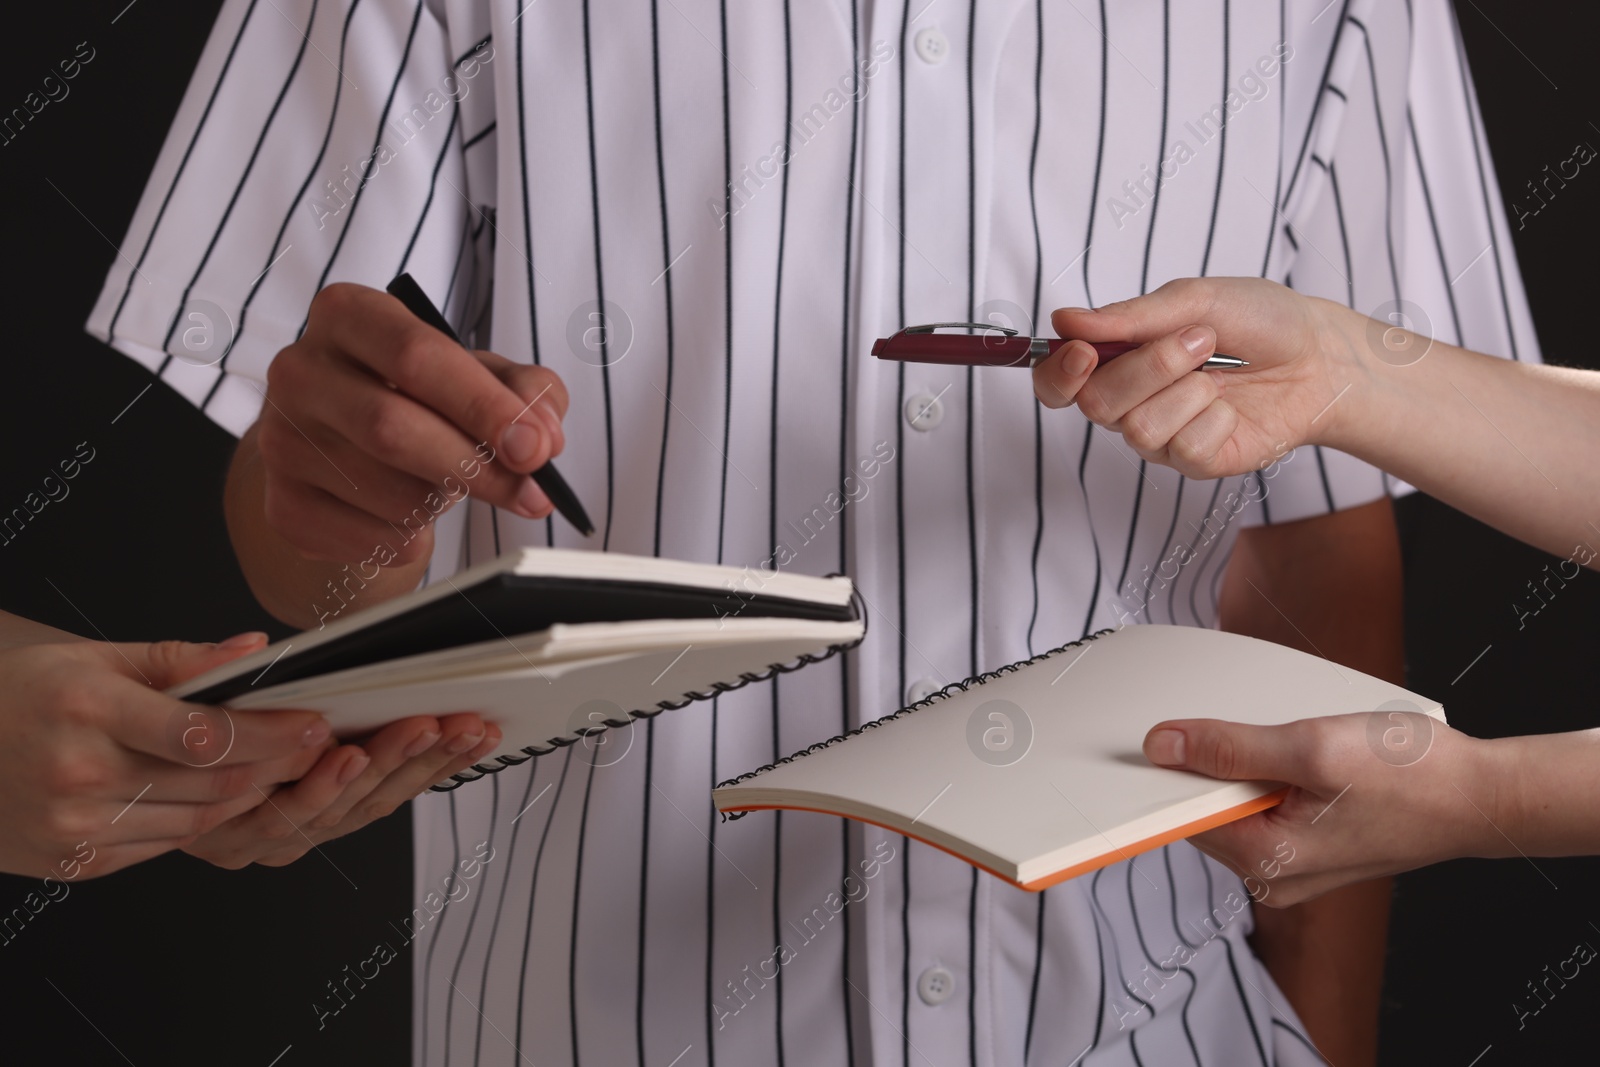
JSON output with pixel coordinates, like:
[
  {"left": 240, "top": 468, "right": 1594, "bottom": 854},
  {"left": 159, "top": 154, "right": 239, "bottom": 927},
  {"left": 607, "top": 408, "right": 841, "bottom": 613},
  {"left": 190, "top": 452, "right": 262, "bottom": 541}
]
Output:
[{"left": 184, "top": 574, "right": 859, "bottom": 705}]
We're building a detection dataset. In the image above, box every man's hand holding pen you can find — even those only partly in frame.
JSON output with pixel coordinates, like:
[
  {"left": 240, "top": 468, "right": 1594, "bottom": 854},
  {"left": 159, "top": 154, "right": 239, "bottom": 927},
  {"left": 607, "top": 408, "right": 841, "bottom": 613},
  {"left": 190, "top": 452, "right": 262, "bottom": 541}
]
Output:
[{"left": 253, "top": 281, "right": 570, "bottom": 565}]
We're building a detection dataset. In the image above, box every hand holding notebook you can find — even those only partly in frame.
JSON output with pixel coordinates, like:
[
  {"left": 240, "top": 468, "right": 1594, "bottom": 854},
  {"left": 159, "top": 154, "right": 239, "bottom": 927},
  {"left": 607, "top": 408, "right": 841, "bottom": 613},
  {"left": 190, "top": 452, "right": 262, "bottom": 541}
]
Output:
[
  {"left": 171, "top": 548, "right": 863, "bottom": 791},
  {"left": 714, "top": 624, "right": 1444, "bottom": 890},
  {"left": 1136, "top": 704, "right": 1495, "bottom": 906}
]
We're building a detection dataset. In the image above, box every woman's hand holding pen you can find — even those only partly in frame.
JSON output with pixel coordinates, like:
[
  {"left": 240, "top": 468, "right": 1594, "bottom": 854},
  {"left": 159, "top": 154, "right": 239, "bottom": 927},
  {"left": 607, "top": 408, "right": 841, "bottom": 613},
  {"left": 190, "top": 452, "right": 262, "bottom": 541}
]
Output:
[
  {"left": 1032, "top": 277, "right": 1358, "bottom": 477},
  {"left": 1037, "top": 276, "right": 1600, "bottom": 564}
]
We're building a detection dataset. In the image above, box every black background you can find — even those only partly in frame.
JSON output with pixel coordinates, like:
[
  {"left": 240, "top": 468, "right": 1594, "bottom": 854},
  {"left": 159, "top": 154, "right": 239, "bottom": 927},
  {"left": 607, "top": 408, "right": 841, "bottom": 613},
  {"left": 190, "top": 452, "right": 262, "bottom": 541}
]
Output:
[{"left": 0, "top": 3, "right": 1595, "bottom": 1064}]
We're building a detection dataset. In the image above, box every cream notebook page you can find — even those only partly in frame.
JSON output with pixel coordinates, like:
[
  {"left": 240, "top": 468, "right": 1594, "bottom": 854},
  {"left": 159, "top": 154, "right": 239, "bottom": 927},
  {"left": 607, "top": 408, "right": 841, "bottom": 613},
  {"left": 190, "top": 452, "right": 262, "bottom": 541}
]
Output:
[
  {"left": 225, "top": 618, "right": 863, "bottom": 765},
  {"left": 714, "top": 624, "right": 1443, "bottom": 889}
]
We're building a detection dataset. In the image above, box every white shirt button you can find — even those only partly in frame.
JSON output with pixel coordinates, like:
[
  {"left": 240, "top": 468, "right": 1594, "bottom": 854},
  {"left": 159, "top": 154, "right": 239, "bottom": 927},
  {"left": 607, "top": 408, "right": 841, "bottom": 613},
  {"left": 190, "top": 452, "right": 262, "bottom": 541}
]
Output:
[
  {"left": 904, "top": 392, "right": 945, "bottom": 432},
  {"left": 917, "top": 965, "right": 956, "bottom": 1005},
  {"left": 906, "top": 678, "right": 941, "bottom": 705},
  {"left": 913, "top": 27, "right": 949, "bottom": 65}
]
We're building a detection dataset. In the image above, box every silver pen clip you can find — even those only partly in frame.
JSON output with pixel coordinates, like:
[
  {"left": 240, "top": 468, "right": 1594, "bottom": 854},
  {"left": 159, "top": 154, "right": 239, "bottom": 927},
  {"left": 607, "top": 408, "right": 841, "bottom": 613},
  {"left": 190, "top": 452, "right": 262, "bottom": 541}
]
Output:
[{"left": 899, "top": 322, "right": 1044, "bottom": 366}]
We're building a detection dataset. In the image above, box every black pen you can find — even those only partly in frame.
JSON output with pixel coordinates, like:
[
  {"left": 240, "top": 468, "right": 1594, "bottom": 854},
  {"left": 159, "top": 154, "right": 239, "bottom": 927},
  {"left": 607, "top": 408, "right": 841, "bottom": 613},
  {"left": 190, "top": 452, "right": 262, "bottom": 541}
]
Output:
[{"left": 386, "top": 272, "right": 595, "bottom": 537}]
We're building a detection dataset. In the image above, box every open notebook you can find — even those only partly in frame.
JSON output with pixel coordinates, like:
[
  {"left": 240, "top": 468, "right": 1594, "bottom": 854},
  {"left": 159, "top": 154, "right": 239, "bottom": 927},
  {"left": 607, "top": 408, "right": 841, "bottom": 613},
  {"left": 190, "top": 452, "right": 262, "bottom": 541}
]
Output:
[
  {"left": 713, "top": 624, "right": 1443, "bottom": 890},
  {"left": 171, "top": 549, "right": 863, "bottom": 790}
]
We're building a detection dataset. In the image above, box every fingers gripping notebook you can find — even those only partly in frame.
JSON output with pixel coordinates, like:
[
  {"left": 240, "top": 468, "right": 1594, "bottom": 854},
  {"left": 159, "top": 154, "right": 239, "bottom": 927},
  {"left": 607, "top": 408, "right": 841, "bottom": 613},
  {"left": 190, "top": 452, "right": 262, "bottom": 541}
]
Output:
[
  {"left": 713, "top": 624, "right": 1444, "bottom": 891},
  {"left": 169, "top": 549, "right": 864, "bottom": 791}
]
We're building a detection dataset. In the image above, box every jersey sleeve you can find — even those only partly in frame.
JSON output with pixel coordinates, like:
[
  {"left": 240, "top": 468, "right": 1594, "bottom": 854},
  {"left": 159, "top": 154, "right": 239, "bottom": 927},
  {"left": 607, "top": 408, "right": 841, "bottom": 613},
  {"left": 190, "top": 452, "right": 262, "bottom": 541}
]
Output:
[
  {"left": 84, "top": 0, "right": 494, "bottom": 437},
  {"left": 1243, "top": 0, "right": 1541, "bottom": 526}
]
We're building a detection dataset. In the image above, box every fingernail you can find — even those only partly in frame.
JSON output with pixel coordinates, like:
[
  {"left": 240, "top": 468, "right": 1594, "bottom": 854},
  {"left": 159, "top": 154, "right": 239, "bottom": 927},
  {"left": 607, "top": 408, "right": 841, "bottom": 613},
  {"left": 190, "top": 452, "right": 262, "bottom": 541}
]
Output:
[
  {"left": 466, "top": 734, "right": 499, "bottom": 761},
  {"left": 536, "top": 398, "right": 562, "bottom": 432},
  {"left": 515, "top": 479, "right": 549, "bottom": 519},
  {"left": 446, "top": 730, "right": 485, "bottom": 756},
  {"left": 338, "top": 750, "right": 371, "bottom": 785},
  {"left": 1065, "top": 343, "right": 1097, "bottom": 378},
  {"left": 500, "top": 422, "right": 541, "bottom": 467},
  {"left": 1180, "top": 326, "right": 1213, "bottom": 357},
  {"left": 219, "top": 631, "right": 268, "bottom": 649},
  {"left": 1146, "top": 729, "right": 1187, "bottom": 766},
  {"left": 537, "top": 401, "right": 565, "bottom": 453},
  {"left": 1059, "top": 306, "right": 1092, "bottom": 314},
  {"left": 404, "top": 730, "right": 441, "bottom": 759},
  {"left": 301, "top": 719, "right": 332, "bottom": 748}
]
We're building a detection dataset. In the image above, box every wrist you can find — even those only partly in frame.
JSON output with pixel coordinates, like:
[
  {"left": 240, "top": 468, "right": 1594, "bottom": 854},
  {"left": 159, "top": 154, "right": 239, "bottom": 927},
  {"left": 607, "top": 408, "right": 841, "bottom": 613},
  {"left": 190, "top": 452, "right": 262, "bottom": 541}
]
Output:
[
  {"left": 1304, "top": 298, "right": 1380, "bottom": 453},
  {"left": 1455, "top": 733, "right": 1529, "bottom": 860},
  {"left": 0, "top": 611, "right": 86, "bottom": 648}
]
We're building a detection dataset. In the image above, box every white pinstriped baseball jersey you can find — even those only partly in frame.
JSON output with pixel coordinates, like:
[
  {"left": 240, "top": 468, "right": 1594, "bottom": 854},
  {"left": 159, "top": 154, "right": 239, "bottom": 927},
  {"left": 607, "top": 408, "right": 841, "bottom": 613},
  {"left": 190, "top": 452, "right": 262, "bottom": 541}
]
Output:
[{"left": 88, "top": 0, "right": 1539, "bottom": 1063}]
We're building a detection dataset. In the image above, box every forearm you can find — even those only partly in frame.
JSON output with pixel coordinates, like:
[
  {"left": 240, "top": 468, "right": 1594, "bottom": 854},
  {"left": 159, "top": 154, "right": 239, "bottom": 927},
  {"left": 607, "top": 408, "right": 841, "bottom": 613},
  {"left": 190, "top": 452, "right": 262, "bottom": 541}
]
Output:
[
  {"left": 1219, "top": 500, "right": 1403, "bottom": 1067},
  {"left": 1322, "top": 302, "right": 1600, "bottom": 561},
  {"left": 226, "top": 422, "right": 430, "bottom": 629},
  {"left": 1478, "top": 728, "right": 1600, "bottom": 857},
  {"left": 0, "top": 611, "right": 86, "bottom": 650}
]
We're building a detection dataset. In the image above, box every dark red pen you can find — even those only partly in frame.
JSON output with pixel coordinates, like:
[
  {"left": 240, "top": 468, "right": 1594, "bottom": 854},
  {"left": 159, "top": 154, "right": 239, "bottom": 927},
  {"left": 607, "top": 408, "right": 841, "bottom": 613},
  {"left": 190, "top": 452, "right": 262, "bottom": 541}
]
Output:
[{"left": 871, "top": 322, "right": 1248, "bottom": 370}]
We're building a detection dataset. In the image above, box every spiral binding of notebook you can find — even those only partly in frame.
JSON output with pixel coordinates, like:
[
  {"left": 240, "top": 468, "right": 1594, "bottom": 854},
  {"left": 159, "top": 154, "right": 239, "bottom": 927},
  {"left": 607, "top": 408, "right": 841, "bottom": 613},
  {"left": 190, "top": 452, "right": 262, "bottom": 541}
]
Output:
[
  {"left": 711, "top": 628, "right": 1113, "bottom": 816},
  {"left": 432, "top": 581, "right": 872, "bottom": 791}
]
